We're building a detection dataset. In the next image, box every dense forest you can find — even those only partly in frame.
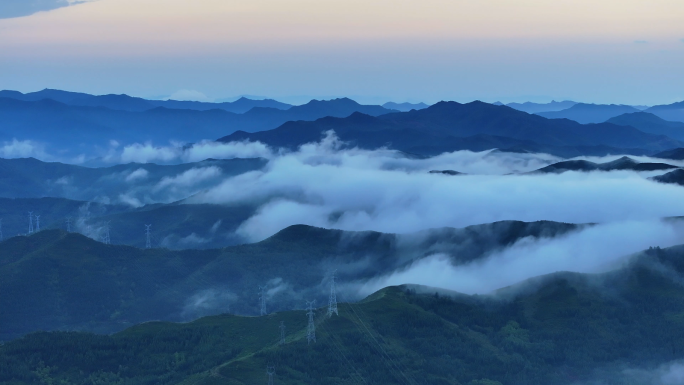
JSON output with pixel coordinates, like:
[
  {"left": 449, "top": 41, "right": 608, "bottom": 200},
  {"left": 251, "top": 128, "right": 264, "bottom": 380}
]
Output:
[{"left": 2, "top": 245, "right": 684, "bottom": 384}]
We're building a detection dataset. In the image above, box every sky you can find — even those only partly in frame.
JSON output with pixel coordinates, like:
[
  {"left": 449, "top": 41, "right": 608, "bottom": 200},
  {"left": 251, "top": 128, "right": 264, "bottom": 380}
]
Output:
[{"left": 0, "top": 0, "right": 683, "bottom": 105}]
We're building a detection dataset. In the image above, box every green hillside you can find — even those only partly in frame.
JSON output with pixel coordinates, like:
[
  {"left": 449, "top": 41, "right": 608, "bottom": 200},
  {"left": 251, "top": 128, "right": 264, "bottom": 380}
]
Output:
[
  {"left": 3, "top": 245, "right": 684, "bottom": 384},
  {"left": 0, "top": 221, "right": 581, "bottom": 341}
]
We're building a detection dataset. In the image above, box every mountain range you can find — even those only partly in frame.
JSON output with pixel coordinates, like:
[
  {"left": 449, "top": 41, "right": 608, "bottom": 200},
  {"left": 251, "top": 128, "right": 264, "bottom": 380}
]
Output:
[
  {"left": 2, "top": 243, "right": 684, "bottom": 384},
  {"left": 0, "top": 220, "right": 582, "bottom": 341},
  {"left": 536, "top": 103, "right": 641, "bottom": 124},
  {"left": 0, "top": 89, "right": 293, "bottom": 114},
  {"left": 219, "top": 101, "right": 684, "bottom": 157},
  {"left": 0, "top": 96, "right": 397, "bottom": 157},
  {"left": 531, "top": 156, "right": 678, "bottom": 174}
]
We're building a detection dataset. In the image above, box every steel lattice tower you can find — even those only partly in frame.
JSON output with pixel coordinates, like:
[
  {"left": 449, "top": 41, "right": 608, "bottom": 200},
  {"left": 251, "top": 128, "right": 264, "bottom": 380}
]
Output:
[
  {"left": 145, "top": 224, "right": 152, "bottom": 249},
  {"left": 328, "top": 270, "right": 338, "bottom": 317},
  {"left": 28, "top": 212, "right": 33, "bottom": 234},
  {"left": 306, "top": 300, "right": 316, "bottom": 344},
  {"left": 259, "top": 286, "right": 267, "bottom": 316},
  {"left": 279, "top": 321, "right": 286, "bottom": 345},
  {"left": 267, "top": 365, "right": 276, "bottom": 385},
  {"left": 35, "top": 215, "right": 40, "bottom": 232}
]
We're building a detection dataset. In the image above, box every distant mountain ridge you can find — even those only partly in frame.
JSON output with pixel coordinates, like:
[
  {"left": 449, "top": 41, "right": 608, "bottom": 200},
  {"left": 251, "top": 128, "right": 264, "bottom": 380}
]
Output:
[
  {"left": 382, "top": 101, "right": 429, "bottom": 112},
  {"left": 0, "top": 96, "right": 397, "bottom": 157},
  {"left": 506, "top": 100, "right": 577, "bottom": 114},
  {"left": 0, "top": 89, "right": 292, "bottom": 113},
  {"left": 607, "top": 112, "right": 684, "bottom": 141},
  {"left": 531, "top": 156, "right": 678, "bottom": 174},
  {"left": 536, "top": 103, "right": 641, "bottom": 124},
  {"left": 219, "top": 101, "right": 684, "bottom": 157}
]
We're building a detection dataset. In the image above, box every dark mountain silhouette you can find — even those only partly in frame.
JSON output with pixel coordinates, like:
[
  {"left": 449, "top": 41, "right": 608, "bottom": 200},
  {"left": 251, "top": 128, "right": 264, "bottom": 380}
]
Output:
[
  {"left": 4, "top": 245, "right": 684, "bottom": 384},
  {"left": 536, "top": 103, "right": 640, "bottom": 124},
  {"left": 0, "top": 89, "right": 292, "bottom": 113},
  {"left": 382, "top": 101, "right": 429, "bottom": 111},
  {"left": 429, "top": 170, "right": 464, "bottom": 175},
  {"left": 607, "top": 112, "right": 684, "bottom": 141},
  {"left": 0, "top": 220, "right": 581, "bottom": 340},
  {"left": 219, "top": 101, "right": 684, "bottom": 157},
  {"left": 651, "top": 168, "right": 684, "bottom": 186},
  {"left": 532, "top": 156, "right": 678, "bottom": 174},
  {"left": 506, "top": 100, "right": 577, "bottom": 114},
  {"left": 653, "top": 147, "right": 684, "bottom": 160},
  {"left": 645, "top": 100, "right": 684, "bottom": 123}
]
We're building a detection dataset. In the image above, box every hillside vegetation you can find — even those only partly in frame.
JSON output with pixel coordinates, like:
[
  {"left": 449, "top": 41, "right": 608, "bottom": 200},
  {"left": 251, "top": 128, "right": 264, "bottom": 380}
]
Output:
[{"left": 2, "top": 244, "right": 684, "bottom": 384}]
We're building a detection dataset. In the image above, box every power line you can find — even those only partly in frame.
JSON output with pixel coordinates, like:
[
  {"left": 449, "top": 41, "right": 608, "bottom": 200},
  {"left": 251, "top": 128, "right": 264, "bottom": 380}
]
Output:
[{"left": 306, "top": 300, "right": 316, "bottom": 345}]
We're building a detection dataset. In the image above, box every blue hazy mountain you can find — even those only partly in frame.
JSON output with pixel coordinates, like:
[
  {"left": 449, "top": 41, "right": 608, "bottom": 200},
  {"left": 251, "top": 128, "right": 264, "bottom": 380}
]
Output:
[
  {"left": 0, "top": 157, "right": 266, "bottom": 201},
  {"left": 607, "top": 112, "right": 684, "bottom": 141},
  {"left": 219, "top": 101, "right": 683, "bottom": 157},
  {"left": 536, "top": 103, "right": 640, "bottom": 124},
  {"left": 531, "top": 156, "right": 678, "bottom": 174},
  {"left": 0, "top": 89, "right": 292, "bottom": 113},
  {"left": 506, "top": 100, "right": 578, "bottom": 114},
  {"left": 382, "top": 101, "right": 429, "bottom": 111},
  {"left": 645, "top": 100, "right": 684, "bottom": 123},
  {"left": 0, "top": 96, "right": 396, "bottom": 157}
]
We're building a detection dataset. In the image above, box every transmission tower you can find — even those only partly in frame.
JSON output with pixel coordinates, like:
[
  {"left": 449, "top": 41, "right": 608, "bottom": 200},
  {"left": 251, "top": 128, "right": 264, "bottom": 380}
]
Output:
[
  {"left": 102, "top": 221, "right": 111, "bottom": 245},
  {"left": 279, "top": 321, "right": 286, "bottom": 345},
  {"left": 328, "top": 270, "right": 338, "bottom": 317},
  {"left": 28, "top": 212, "right": 33, "bottom": 234},
  {"left": 145, "top": 224, "right": 152, "bottom": 249},
  {"left": 66, "top": 217, "right": 72, "bottom": 233},
  {"left": 259, "top": 286, "right": 267, "bottom": 316},
  {"left": 267, "top": 365, "right": 276, "bottom": 385},
  {"left": 35, "top": 215, "right": 40, "bottom": 232},
  {"left": 306, "top": 300, "right": 316, "bottom": 345}
]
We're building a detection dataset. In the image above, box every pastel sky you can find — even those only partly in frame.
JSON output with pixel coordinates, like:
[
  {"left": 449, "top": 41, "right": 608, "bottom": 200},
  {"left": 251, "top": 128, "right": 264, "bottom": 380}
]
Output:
[{"left": 0, "top": 0, "right": 683, "bottom": 104}]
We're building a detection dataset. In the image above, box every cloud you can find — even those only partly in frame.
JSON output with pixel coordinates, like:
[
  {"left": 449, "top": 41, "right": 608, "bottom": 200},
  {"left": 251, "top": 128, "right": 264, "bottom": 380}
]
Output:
[
  {"left": 633, "top": 40, "right": 649, "bottom": 44},
  {"left": 115, "top": 140, "right": 273, "bottom": 164},
  {"left": 182, "top": 288, "right": 237, "bottom": 319},
  {"left": 0, "top": 0, "right": 94, "bottom": 19},
  {"left": 579, "top": 359, "right": 684, "bottom": 385},
  {"left": 125, "top": 168, "right": 149, "bottom": 182},
  {"left": 355, "top": 219, "right": 684, "bottom": 296},
  {"left": 120, "top": 143, "right": 180, "bottom": 164},
  {"left": 188, "top": 133, "right": 684, "bottom": 242},
  {"left": 0, "top": 139, "right": 51, "bottom": 159},
  {"left": 166, "top": 90, "right": 212, "bottom": 102},
  {"left": 154, "top": 166, "right": 222, "bottom": 191}
]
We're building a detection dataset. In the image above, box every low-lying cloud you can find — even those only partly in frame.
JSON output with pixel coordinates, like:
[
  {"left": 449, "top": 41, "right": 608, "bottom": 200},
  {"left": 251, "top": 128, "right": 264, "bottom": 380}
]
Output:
[
  {"left": 355, "top": 219, "right": 684, "bottom": 296},
  {"left": 188, "top": 133, "right": 684, "bottom": 242},
  {"left": 115, "top": 140, "right": 273, "bottom": 164}
]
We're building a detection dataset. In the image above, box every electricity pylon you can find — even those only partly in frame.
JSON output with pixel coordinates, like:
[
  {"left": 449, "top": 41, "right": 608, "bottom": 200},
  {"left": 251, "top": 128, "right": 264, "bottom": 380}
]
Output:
[
  {"left": 35, "top": 215, "right": 40, "bottom": 232},
  {"left": 279, "top": 321, "right": 286, "bottom": 345},
  {"left": 28, "top": 212, "right": 33, "bottom": 234},
  {"left": 145, "top": 224, "right": 152, "bottom": 249},
  {"left": 102, "top": 221, "right": 111, "bottom": 245},
  {"left": 306, "top": 300, "right": 316, "bottom": 345},
  {"left": 328, "top": 270, "right": 338, "bottom": 317},
  {"left": 259, "top": 286, "right": 267, "bottom": 316},
  {"left": 267, "top": 365, "right": 276, "bottom": 385},
  {"left": 66, "top": 217, "right": 72, "bottom": 233}
]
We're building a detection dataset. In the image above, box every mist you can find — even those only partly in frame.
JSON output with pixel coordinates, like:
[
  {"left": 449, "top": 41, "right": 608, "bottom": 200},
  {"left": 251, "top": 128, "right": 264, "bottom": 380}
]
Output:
[
  {"left": 354, "top": 219, "right": 684, "bottom": 296},
  {"left": 188, "top": 133, "right": 684, "bottom": 242}
]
